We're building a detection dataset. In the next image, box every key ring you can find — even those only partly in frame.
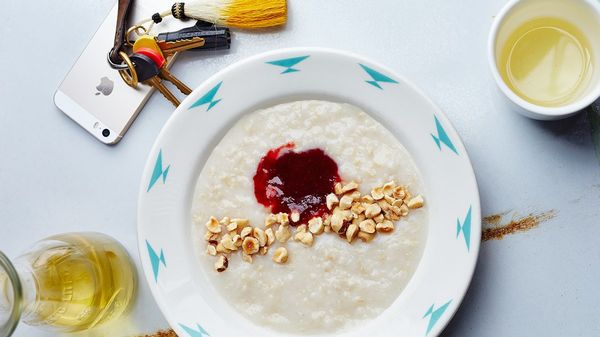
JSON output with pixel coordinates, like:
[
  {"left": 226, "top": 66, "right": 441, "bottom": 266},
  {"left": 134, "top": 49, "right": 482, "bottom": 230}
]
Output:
[
  {"left": 125, "top": 25, "right": 148, "bottom": 47},
  {"left": 117, "top": 51, "right": 138, "bottom": 88},
  {"left": 107, "top": 49, "right": 130, "bottom": 70}
]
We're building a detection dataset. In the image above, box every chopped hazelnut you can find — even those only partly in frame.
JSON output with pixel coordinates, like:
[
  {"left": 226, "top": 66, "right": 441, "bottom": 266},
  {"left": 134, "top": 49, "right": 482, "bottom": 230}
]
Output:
[
  {"left": 308, "top": 217, "right": 324, "bottom": 234},
  {"left": 337, "top": 222, "right": 349, "bottom": 236},
  {"left": 242, "top": 237, "right": 260, "bottom": 255},
  {"left": 324, "top": 225, "right": 332, "bottom": 233},
  {"left": 232, "top": 234, "right": 243, "bottom": 247},
  {"left": 253, "top": 228, "right": 267, "bottom": 247},
  {"left": 339, "top": 195, "right": 353, "bottom": 210},
  {"left": 384, "top": 195, "right": 396, "bottom": 204},
  {"left": 242, "top": 252, "right": 253, "bottom": 263},
  {"left": 219, "top": 216, "right": 230, "bottom": 225},
  {"left": 204, "top": 231, "right": 219, "bottom": 242},
  {"left": 273, "top": 247, "right": 288, "bottom": 264},
  {"left": 206, "top": 244, "right": 217, "bottom": 256},
  {"left": 400, "top": 204, "right": 409, "bottom": 216},
  {"left": 275, "top": 224, "right": 291, "bottom": 242},
  {"left": 341, "top": 209, "right": 354, "bottom": 221},
  {"left": 407, "top": 195, "right": 424, "bottom": 209},
  {"left": 359, "top": 219, "right": 376, "bottom": 234},
  {"left": 374, "top": 213, "right": 385, "bottom": 223},
  {"left": 231, "top": 218, "right": 249, "bottom": 228},
  {"left": 377, "top": 200, "right": 391, "bottom": 211},
  {"left": 214, "top": 255, "right": 228, "bottom": 272},
  {"left": 330, "top": 212, "right": 345, "bottom": 233},
  {"left": 376, "top": 220, "right": 395, "bottom": 233},
  {"left": 265, "top": 214, "right": 278, "bottom": 227},
  {"left": 357, "top": 231, "right": 375, "bottom": 242},
  {"left": 351, "top": 202, "right": 366, "bottom": 215},
  {"left": 347, "top": 190, "right": 362, "bottom": 200},
  {"left": 226, "top": 222, "right": 238, "bottom": 232},
  {"left": 221, "top": 234, "right": 237, "bottom": 251},
  {"left": 240, "top": 226, "right": 253, "bottom": 239},
  {"left": 360, "top": 195, "right": 375, "bottom": 204},
  {"left": 334, "top": 182, "right": 343, "bottom": 195},
  {"left": 265, "top": 228, "right": 275, "bottom": 245},
  {"left": 386, "top": 209, "right": 401, "bottom": 221},
  {"left": 393, "top": 186, "right": 406, "bottom": 200},
  {"left": 291, "top": 211, "right": 300, "bottom": 223},
  {"left": 205, "top": 216, "right": 221, "bottom": 234},
  {"left": 293, "top": 225, "right": 307, "bottom": 241},
  {"left": 259, "top": 246, "right": 269, "bottom": 255},
  {"left": 216, "top": 243, "right": 231, "bottom": 254},
  {"left": 276, "top": 212, "right": 290, "bottom": 226},
  {"left": 326, "top": 193, "right": 339, "bottom": 210},
  {"left": 392, "top": 199, "right": 404, "bottom": 208},
  {"left": 389, "top": 205, "right": 402, "bottom": 215},
  {"left": 341, "top": 181, "right": 359, "bottom": 193},
  {"left": 297, "top": 231, "right": 314, "bottom": 246},
  {"left": 346, "top": 224, "right": 359, "bottom": 243},
  {"left": 371, "top": 186, "right": 385, "bottom": 200},
  {"left": 382, "top": 181, "right": 395, "bottom": 196},
  {"left": 365, "top": 203, "right": 382, "bottom": 218}
]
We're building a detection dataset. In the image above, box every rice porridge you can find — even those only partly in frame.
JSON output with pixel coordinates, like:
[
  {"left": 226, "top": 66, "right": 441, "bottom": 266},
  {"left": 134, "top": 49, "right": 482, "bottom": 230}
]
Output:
[{"left": 192, "top": 100, "right": 428, "bottom": 334}]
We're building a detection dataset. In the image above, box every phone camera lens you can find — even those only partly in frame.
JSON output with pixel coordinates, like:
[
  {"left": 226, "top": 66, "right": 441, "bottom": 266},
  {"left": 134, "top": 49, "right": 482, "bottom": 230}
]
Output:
[{"left": 102, "top": 129, "right": 110, "bottom": 137}]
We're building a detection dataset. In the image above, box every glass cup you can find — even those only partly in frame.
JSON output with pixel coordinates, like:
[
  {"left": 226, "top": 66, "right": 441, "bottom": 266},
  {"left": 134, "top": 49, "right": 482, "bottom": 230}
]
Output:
[{"left": 0, "top": 232, "right": 137, "bottom": 336}]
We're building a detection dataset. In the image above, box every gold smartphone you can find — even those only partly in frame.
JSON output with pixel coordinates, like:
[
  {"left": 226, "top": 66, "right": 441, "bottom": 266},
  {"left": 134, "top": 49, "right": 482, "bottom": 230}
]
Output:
[{"left": 54, "top": 2, "right": 186, "bottom": 145}]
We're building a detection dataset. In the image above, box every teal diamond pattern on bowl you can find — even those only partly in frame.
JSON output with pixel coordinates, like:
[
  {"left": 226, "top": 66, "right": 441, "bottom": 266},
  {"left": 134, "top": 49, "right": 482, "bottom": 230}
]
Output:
[
  {"left": 423, "top": 300, "right": 452, "bottom": 335},
  {"left": 431, "top": 115, "right": 458, "bottom": 155},
  {"left": 359, "top": 63, "right": 398, "bottom": 89},
  {"left": 179, "top": 323, "right": 210, "bottom": 337},
  {"left": 146, "top": 240, "right": 166, "bottom": 282},
  {"left": 147, "top": 149, "right": 170, "bottom": 192},
  {"left": 266, "top": 55, "right": 310, "bottom": 74},
  {"left": 190, "top": 81, "right": 223, "bottom": 111},
  {"left": 456, "top": 206, "right": 472, "bottom": 251}
]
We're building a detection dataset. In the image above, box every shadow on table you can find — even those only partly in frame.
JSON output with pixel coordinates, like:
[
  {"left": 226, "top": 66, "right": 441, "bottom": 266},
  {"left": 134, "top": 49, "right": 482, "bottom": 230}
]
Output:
[
  {"left": 530, "top": 102, "right": 597, "bottom": 143},
  {"left": 521, "top": 100, "right": 600, "bottom": 164}
]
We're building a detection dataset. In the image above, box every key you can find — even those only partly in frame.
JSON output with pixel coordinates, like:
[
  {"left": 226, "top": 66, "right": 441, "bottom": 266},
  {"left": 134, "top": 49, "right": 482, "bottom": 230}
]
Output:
[
  {"left": 156, "top": 21, "right": 231, "bottom": 56},
  {"left": 132, "top": 35, "right": 192, "bottom": 95},
  {"left": 135, "top": 47, "right": 192, "bottom": 95},
  {"left": 133, "top": 31, "right": 203, "bottom": 58},
  {"left": 130, "top": 53, "right": 181, "bottom": 106}
]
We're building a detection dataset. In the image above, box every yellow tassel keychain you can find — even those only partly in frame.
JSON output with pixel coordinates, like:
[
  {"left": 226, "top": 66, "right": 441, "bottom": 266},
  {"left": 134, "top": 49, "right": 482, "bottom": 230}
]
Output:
[{"left": 141, "top": 0, "right": 287, "bottom": 29}]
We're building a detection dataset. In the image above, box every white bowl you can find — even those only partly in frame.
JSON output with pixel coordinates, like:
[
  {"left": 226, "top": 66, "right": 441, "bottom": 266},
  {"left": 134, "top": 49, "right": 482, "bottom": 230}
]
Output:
[
  {"left": 487, "top": 0, "right": 600, "bottom": 120},
  {"left": 137, "top": 48, "right": 481, "bottom": 337}
]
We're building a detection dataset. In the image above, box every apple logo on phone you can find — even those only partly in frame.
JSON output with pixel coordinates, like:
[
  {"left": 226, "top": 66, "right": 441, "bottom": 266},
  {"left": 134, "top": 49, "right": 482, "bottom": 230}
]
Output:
[{"left": 95, "top": 76, "right": 114, "bottom": 96}]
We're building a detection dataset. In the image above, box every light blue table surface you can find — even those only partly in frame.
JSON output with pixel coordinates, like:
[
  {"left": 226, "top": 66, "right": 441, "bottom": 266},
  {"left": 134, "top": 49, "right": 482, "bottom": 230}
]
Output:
[{"left": 1, "top": 0, "right": 599, "bottom": 336}]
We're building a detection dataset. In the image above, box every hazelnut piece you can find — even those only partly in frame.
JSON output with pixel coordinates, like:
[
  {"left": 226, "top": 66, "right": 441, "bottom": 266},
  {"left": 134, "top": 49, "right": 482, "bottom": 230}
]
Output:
[
  {"left": 242, "top": 237, "right": 260, "bottom": 255},
  {"left": 214, "top": 255, "right": 228, "bottom": 272},
  {"left": 273, "top": 247, "right": 289, "bottom": 264}
]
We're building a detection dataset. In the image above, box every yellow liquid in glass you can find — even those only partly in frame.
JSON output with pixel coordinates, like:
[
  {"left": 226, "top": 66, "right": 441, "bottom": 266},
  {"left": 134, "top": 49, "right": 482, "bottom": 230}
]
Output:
[
  {"left": 498, "top": 17, "right": 593, "bottom": 107},
  {"left": 24, "top": 233, "right": 136, "bottom": 331}
]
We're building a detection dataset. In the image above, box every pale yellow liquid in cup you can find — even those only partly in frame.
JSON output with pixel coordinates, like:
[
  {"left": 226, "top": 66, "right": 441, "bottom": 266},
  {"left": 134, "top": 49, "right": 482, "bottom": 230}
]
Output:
[
  {"left": 23, "top": 233, "right": 137, "bottom": 331},
  {"left": 499, "top": 17, "right": 593, "bottom": 107}
]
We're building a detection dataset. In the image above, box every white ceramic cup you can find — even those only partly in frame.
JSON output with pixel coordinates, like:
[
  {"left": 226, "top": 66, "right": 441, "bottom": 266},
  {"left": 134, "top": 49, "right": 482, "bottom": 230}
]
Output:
[{"left": 488, "top": 0, "right": 600, "bottom": 120}]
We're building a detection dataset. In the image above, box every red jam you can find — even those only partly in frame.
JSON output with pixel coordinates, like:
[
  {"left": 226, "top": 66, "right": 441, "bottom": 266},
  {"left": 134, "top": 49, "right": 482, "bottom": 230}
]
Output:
[{"left": 253, "top": 143, "right": 341, "bottom": 225}]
